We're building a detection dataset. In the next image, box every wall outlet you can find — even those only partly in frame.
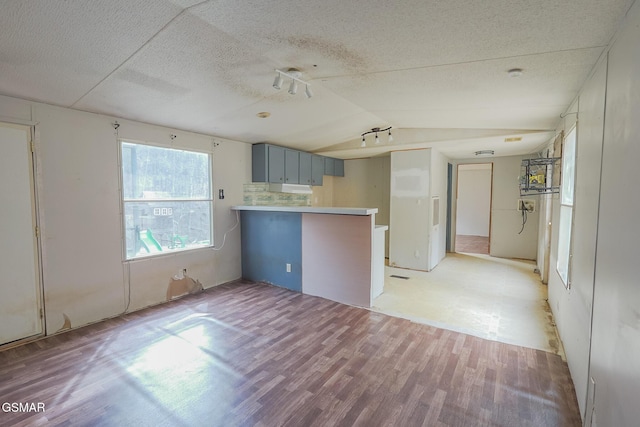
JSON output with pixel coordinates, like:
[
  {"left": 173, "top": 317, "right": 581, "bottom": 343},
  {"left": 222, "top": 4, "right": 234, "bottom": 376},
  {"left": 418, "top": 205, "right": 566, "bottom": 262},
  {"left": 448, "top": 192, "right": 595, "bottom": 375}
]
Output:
[
  {"left": 286, "top": 263, "right": 291, "bottom": 273},
  {"left": 517, "top": 199, "right": 536, "bottom": 213}
]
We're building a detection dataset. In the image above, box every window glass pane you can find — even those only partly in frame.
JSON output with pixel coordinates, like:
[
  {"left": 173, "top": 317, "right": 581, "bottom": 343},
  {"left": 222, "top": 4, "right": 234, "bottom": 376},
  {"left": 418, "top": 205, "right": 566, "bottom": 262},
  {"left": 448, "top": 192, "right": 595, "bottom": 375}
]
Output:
[
  {"left": 561, "top": 129, "right": 576, "bottom": 205},
  {"left": 122, "top": 142, "right": 210, "bottom": 200},
  {"left": 123, "top": 201, "right": 211, "bottom": 259},
  {"left": 557, "top": 205, "right": 572, "bottom": 285}
]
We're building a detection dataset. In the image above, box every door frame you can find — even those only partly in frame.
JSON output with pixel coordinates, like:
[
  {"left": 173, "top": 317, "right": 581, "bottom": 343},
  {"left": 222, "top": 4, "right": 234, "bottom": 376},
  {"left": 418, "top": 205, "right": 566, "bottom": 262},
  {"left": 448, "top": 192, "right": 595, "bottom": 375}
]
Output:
[
  {"left": 454, "top": 162, "right": 494, "bottom": 255},
  {"left": 0, "top": 121, "right": 46, "bottom": 348}
]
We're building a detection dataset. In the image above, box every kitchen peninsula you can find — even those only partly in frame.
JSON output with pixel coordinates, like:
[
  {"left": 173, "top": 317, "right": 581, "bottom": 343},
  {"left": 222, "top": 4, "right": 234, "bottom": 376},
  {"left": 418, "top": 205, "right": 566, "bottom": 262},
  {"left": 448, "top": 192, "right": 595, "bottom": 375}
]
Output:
[{"left": 232, "top": 206, "right": 387, "bottom": 307}]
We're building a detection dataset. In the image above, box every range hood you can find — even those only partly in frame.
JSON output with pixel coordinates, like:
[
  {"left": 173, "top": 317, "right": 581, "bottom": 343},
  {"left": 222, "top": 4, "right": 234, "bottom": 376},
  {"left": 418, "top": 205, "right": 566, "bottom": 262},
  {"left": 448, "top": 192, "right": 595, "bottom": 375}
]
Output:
[{"left": 269, "top": 183, "right": 313, "bottom": 194}]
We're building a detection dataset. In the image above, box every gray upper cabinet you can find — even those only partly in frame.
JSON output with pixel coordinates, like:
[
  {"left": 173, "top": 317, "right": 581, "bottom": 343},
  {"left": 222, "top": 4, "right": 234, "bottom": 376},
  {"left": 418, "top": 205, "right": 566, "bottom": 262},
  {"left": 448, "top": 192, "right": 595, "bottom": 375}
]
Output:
[
  {"left": 324, "top": 157, "right": 335, "bottom": 176},
  {"left": 252, "top": 144, "right": 269, "bottom": 182},
  {"left": 268, "top": 145, "right": 285, "bottom": 183},
  {"left": 284, "top": 149, "right": 299, "bottom": 184},
  {"left": 311, "top": 155, "right": 324, "bottom": 186},
  {"left": 253, "top": 143, "right": 342, "bottom": 185},
  {"left": 299, "top": 152, "right": 312, "bottom": 185},
  {"left": 334, "top": 159, "right": 344, "bottom": 177}
]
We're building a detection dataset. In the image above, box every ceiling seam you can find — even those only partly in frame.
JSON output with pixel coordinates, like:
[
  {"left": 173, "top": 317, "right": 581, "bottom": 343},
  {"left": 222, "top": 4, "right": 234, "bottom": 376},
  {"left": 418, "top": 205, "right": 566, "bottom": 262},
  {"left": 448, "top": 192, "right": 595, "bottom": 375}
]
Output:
[
  {"left": 69, "top": 0, "right": 213, "bottom": 108},
  {"left": 315, "top": 45, "right": 609, "bottom": 80}
]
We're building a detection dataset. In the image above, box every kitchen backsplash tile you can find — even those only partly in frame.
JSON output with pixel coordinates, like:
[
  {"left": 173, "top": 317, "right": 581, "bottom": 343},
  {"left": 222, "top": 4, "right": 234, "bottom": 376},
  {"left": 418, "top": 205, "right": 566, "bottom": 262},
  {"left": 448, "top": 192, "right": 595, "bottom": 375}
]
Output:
[{"left": 243, "top": 183, "right": 311, "bottom": 206}]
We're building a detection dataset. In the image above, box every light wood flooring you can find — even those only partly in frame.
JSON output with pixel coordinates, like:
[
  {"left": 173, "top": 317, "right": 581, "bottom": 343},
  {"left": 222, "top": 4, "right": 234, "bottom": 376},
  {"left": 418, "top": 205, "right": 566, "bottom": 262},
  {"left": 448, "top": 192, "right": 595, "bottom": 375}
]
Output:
[{"left": 0, "top": 281, "right": 581, "bottom": 426}]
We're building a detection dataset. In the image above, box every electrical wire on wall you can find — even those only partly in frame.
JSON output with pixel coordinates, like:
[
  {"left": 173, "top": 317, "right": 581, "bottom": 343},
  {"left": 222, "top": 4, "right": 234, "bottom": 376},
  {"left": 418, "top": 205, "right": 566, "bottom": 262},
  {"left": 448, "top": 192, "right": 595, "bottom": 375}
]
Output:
[
  {"left": 211, "top": 209, "right": 240, "bottom": 251},
  {"left": 518, "top": 204, "right": 528, "bottom": 234}
]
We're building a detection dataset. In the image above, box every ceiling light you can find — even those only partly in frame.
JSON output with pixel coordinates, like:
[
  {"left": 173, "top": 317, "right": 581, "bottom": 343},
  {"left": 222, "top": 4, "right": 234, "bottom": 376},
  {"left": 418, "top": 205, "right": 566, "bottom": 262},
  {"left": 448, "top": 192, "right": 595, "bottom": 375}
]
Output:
[
  {"left": 508, "top": 68, "right": 523, "bottom": 78},
  {"left": 273, "top": 72, "right": 283, "bottom": 90},
  {"left": 288, "top": 79, "right": 298, "bottom": 95},
  {"left": 504, "top": 137, "right": 522, "bottom": 142},
  {"left": 360, "top": 126, "right": 393, "bottom": 147},
  {"left": 475, "top": 150, "right": 495, "bottom": 157},
  {"left": 256, "top": 111, "right": 271, "bottom": 118},
  {"left": 272, "top": 68, "right": 311, "bottom": 99}
]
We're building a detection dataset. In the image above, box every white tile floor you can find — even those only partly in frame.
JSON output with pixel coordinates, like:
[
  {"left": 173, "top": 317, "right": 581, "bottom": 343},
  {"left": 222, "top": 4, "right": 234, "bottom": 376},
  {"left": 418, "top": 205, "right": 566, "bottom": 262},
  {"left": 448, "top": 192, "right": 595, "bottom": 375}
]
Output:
[{"left": 372, "top": 252, "right": 563, "bottom": 356}]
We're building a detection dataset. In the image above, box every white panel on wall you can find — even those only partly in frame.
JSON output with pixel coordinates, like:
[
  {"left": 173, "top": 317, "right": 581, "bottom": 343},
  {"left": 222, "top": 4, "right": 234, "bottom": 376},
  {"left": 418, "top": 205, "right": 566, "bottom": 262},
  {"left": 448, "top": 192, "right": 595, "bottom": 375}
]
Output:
[
  {"left": 588, "top": 3, "right": 640, "bottom": 426},
  {"left": 389, "top": 149, "right": 431, "bottom": 270},
  {"left": 429, "top": 149, "right": 449, "bottom": 270},
  {"left": 548, "top": 56, "right": 607, "bottom": 419}
]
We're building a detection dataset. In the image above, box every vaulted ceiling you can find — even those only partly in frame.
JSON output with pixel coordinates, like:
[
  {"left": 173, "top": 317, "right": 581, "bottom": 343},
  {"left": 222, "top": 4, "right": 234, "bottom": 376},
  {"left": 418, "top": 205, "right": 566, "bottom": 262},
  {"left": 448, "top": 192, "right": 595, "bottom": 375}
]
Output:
[{"left": 0, "top": 0, "right": 634, "bottom": 158}]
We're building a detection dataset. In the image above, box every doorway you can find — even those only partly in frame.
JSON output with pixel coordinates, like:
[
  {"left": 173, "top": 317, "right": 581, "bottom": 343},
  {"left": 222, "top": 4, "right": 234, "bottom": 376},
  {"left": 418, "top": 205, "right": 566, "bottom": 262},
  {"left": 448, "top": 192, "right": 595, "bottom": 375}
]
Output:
[
  {"left": 455, "top": 163, "right": 492, "bottom": 255},
  {"left": 0, "top": 122, "right": 44, "bottom": 346}
]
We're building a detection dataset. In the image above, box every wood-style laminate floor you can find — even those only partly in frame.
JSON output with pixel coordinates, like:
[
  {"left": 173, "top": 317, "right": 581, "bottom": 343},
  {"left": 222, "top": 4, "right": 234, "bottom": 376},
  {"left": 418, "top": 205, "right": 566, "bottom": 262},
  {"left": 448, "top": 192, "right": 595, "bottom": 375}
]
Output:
[
  {"left": 0, "top": 281, "right": 581, "bottom": 427},
  {"left": 455, "top": 235, "right": 489, "bottom": 255}
]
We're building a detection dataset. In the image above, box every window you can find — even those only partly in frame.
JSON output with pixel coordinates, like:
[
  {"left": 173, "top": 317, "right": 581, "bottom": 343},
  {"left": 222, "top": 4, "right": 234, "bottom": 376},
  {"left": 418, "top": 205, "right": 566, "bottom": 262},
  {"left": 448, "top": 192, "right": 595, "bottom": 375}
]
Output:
[
  {"left": 557, "top": 127, "right": 576, "bottom": 287},
  {"left": 121, "top": 141, "right": 212, "bottom": 259}
]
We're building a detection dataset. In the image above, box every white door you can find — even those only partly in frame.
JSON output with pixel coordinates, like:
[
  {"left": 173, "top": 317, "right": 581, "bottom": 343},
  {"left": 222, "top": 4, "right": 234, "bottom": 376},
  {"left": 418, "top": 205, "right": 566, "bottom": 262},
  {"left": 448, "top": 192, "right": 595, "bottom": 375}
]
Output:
[{"left": 0, "top": 123, "right": 43, "bottom": 345}]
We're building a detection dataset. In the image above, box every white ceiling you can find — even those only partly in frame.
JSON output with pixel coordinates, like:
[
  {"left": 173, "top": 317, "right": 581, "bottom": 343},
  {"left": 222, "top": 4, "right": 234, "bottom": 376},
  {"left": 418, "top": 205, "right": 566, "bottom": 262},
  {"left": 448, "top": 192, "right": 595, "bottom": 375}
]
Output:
[{"left": 0, "top": 0, "right": 634, "bottom": 159}]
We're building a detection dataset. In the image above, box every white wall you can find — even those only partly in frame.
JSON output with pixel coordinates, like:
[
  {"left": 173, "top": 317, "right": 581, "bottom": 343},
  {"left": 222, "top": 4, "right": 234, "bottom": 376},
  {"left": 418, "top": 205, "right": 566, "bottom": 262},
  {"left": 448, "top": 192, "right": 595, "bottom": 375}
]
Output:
[
  {"left": 389, "top": 149, "right": 431, "bottom": 270},
  {"left": 589, "top": 6, "right": 640, "bottom": 423},
  {"left": 0, "top": 94, "right": 250, "bottom": 335},
  {"left": 547, "top": 4, "right": 640, "bottom": 425},
  {"left": 451, "top": 156, "right": 538, "bottom": 260},
  {"left": 456, "top": 164, "right": 491, "bottom": 237},
  {"left": 547, "top": 60, "right": 603, "bottom": 419},
  {"left": 429, "top": 149, "right": 448, "bottom": 270}
]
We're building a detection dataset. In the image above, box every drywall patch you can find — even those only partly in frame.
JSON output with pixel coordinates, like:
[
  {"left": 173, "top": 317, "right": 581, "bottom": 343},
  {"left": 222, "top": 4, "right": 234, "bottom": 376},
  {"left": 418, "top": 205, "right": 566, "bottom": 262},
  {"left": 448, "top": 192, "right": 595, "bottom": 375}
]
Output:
[
  {"left": 391, "top": 168, "right": 429, "bottom": 198},
  {"left": 56, "top": 313, "right": 71, "bottom": 333},
  {"left": 166, "top": 273, "right": 203, "bottom": 301}
]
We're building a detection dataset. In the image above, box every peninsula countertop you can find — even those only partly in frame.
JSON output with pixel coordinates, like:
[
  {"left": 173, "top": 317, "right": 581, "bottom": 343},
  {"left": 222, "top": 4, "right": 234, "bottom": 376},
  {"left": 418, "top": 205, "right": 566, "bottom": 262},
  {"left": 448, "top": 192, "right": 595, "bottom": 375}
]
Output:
[{"left": 231, "top": 205, "right": 378, "bottom": 216}]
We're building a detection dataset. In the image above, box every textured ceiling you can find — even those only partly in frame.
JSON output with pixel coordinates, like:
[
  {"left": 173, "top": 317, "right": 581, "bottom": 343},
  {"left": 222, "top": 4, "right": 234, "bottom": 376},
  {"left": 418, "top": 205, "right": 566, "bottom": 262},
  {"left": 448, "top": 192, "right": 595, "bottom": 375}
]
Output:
[{"left": 0, "top": 0, "right": 635, "bottom": 158}]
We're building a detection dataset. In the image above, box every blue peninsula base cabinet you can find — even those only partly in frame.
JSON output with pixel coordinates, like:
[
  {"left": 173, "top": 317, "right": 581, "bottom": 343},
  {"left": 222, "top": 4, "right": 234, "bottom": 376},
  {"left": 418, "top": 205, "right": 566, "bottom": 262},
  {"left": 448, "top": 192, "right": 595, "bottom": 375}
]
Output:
[{"left": 233, "top": 206, "right": 387, "bottom": 307}]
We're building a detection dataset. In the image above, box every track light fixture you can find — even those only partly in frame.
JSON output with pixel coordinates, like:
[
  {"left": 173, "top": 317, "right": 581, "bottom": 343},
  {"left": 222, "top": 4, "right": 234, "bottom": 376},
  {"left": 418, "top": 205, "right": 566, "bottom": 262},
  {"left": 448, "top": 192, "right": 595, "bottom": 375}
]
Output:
[
  {"left": 288, "top": 79, "right": 298, "bottom": 95},
  {"left": 360, "top": 127, "right": 393, "bottom": 147},
  {"left": 272, "top": 68, "right": 312, "bottom": 98},
  {"left": 273, "top": 72, "right": 283, "bottom": 90}
]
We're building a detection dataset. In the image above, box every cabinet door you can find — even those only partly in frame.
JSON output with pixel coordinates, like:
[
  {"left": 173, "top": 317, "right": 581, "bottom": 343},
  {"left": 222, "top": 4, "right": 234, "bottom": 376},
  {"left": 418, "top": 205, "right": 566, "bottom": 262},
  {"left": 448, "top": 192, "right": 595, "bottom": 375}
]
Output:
[
  {"left": 284, "top": 149, "right": 300, "bottom": 184},
  {"left": 311, "top": 155, "right": 324, "bottom": 186},
  {"left": 268, "top": 145, "right": 285, "bottom": 183},
  {"left": 252, "top": 144, "right": 268, "bottom": 182},
  {"left": 299, "top": 152, "right": 312, "bottom": 185},
  {"left": 324, "top": 157, "right": 335, "bottom": 176},
  {"left": 334, "top": 159, "right": 344, "bottom": 177}
]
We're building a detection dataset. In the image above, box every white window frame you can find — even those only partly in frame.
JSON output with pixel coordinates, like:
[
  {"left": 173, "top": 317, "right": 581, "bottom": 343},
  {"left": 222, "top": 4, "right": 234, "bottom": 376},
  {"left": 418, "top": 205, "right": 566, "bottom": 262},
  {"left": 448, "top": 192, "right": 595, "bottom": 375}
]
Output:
[
  {"left": 119, "top": 140, "right": 214, "bottom": 260},
  {"left": 557, "top": 126, "right": 577, "bottom": 288}
]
